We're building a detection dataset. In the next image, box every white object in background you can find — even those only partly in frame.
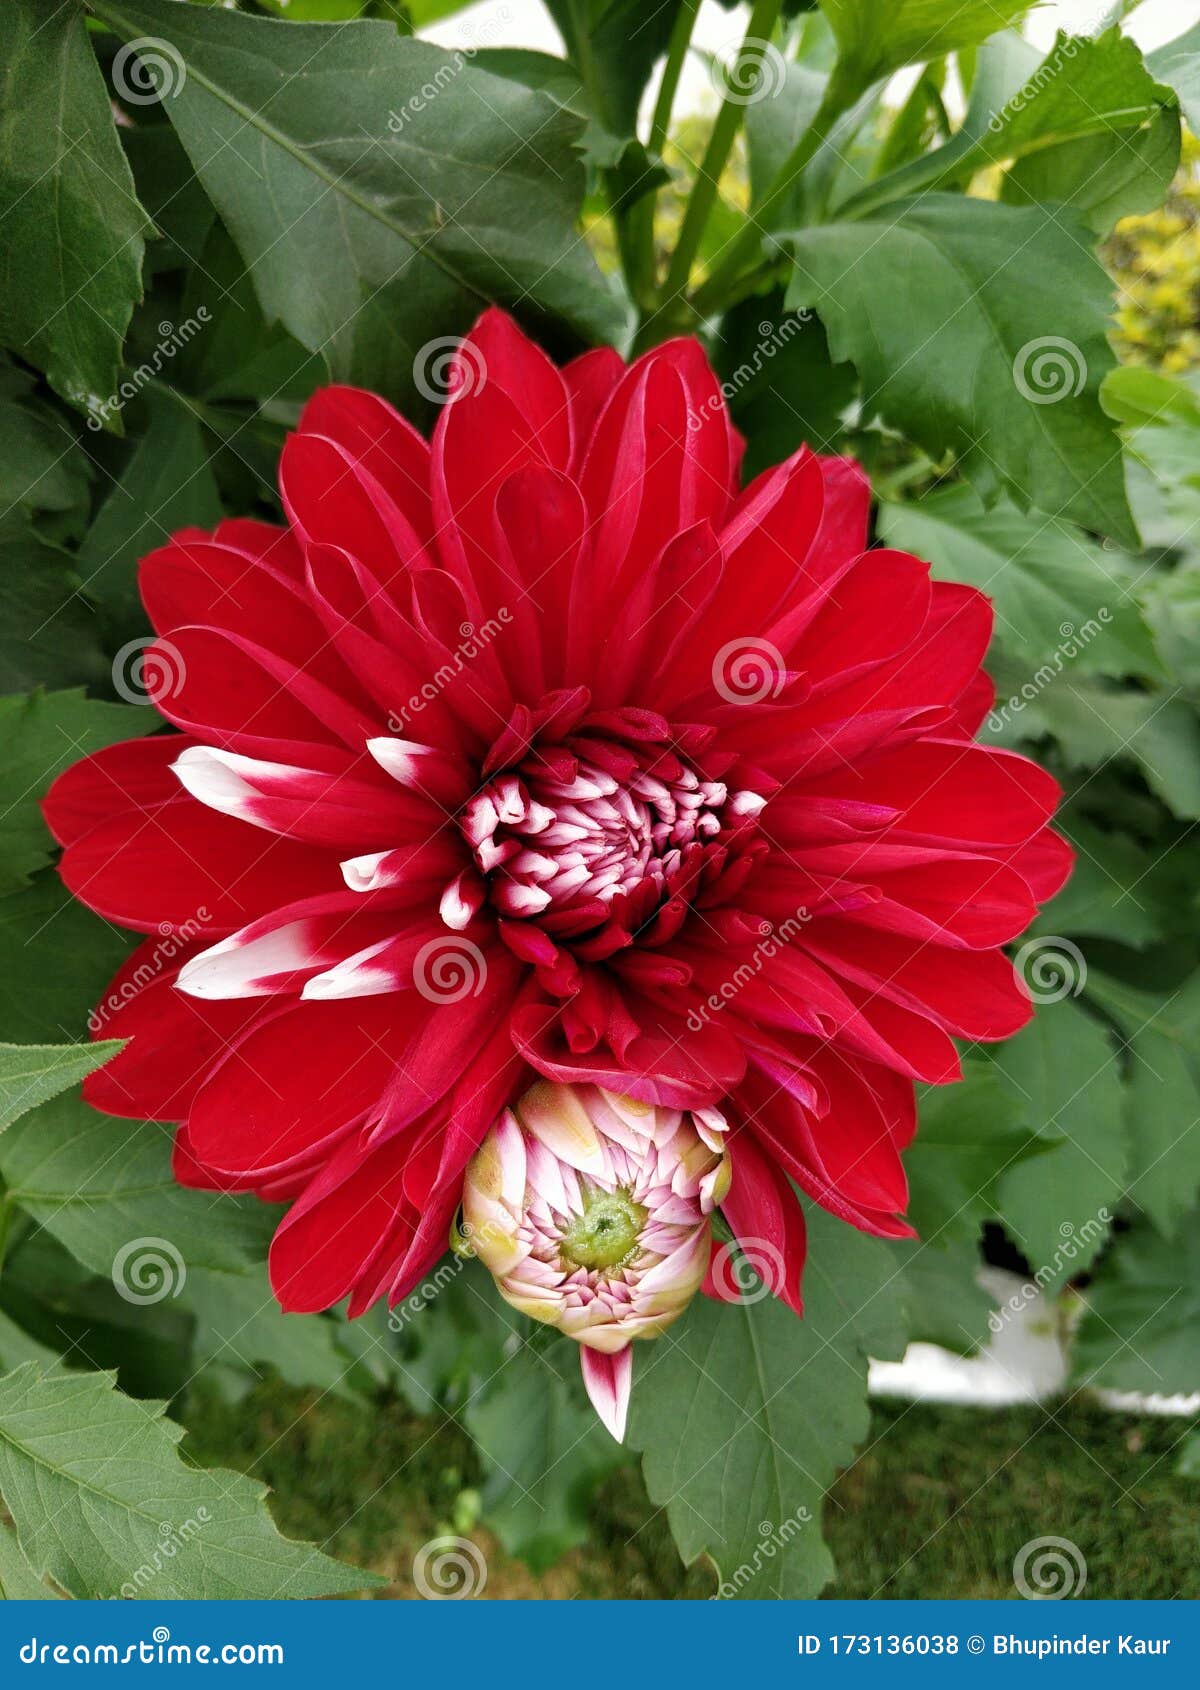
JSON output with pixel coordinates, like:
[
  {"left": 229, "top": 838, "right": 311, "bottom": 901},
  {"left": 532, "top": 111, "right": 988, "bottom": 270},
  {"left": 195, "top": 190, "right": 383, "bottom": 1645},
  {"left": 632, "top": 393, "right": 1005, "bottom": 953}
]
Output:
[{"left": 868, "top": 1267, "right": 1071, "bottom": 1407}]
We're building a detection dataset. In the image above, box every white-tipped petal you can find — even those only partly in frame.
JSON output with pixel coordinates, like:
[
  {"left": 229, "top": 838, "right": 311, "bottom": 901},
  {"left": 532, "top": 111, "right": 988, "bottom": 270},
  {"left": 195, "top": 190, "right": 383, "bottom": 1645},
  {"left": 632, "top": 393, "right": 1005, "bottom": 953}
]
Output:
[
  {"left": 517, "top": 1081, "right": 607, "bottom": 1176},
  {"left": 580, "top": 1344, "right": 632, "bottom": 1442},
  {"left": 176, "top": 920, "right": 316, "bottom": 1000},
  {"left": 301, "top": 938, "right": 399, "bottom": 1000}
]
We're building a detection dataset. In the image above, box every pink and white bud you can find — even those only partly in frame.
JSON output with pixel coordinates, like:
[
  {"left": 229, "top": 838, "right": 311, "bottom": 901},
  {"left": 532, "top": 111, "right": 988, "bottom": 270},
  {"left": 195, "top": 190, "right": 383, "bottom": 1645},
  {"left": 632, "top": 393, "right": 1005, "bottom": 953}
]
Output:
[{"left": 462, "top": 1081, "right": 731, "bottom": 1441}]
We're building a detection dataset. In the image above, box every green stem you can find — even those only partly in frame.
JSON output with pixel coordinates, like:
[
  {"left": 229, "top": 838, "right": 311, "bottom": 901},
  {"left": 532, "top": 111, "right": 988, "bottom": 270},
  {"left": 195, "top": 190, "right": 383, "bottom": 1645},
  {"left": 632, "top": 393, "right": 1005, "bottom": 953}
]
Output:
[
  {"left": 660, "top": 0, "right": 786, "bottom": 307},
  {"left": 619, "top": 0, "right": 701, "bottom": 308},
  {"left": 649, "top": 0, "right": 701, "bottom": 158},
  {"left": 689, "top": 64, "right": 858, "bottom": 319}
]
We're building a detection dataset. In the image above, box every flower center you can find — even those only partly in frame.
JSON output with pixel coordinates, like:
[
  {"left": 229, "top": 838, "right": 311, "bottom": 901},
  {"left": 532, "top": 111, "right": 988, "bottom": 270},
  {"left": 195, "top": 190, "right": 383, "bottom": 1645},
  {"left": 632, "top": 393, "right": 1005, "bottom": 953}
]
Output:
[
  {"left": 460, "top": 741, "right": 763, "bottom": 936},
  {"left": 559, "top": 1188, "right": 647, "bottom": 1272}
]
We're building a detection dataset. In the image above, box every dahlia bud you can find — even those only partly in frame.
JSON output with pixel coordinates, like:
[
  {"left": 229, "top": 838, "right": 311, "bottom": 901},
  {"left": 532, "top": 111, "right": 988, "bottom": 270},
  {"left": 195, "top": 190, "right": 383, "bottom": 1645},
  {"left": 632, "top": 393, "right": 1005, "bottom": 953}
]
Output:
[{"left": 462, "top": 1082, "right": 730, "bottom": 1441}]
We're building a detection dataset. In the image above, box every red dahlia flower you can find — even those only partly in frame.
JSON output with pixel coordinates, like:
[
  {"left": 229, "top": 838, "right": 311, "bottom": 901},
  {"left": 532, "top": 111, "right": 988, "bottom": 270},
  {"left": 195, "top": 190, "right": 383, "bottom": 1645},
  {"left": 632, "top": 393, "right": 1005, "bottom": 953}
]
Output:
[{"left": 45, "top": 309, "right": 1070, "bottom": 1334}]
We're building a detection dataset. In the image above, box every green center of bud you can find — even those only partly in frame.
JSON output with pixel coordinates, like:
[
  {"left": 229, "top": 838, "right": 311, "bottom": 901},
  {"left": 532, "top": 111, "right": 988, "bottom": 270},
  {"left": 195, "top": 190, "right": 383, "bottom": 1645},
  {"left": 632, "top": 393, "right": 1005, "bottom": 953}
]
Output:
[{"left": 559, "top": 1189, "right": 647, "bottom": 1272}]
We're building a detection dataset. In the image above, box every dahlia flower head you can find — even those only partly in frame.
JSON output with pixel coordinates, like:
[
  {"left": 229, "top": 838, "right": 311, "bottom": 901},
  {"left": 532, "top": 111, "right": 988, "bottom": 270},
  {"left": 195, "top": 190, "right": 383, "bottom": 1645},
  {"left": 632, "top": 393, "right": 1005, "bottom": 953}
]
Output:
[
  {"left": 464, "top": 1081, "right": 730, "bottom": 1439},
  {"left": 47, "top": 308, "right": 1070, "bottom": 1437}
]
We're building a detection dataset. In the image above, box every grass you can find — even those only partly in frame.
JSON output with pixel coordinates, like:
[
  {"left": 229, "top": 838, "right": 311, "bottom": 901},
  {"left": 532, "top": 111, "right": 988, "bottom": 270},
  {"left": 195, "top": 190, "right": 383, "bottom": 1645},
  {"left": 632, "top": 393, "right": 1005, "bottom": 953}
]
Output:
[{"left": 182, "top": 1380, "right": 1200, "bottom": 1599}]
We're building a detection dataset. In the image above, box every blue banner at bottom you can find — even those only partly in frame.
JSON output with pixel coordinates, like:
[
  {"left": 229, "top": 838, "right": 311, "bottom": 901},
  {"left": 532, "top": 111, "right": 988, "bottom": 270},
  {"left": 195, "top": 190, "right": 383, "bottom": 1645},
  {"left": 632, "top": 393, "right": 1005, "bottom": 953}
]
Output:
[{"left": 0, "top": 1601, "right": 1191, "bottom": 1684}]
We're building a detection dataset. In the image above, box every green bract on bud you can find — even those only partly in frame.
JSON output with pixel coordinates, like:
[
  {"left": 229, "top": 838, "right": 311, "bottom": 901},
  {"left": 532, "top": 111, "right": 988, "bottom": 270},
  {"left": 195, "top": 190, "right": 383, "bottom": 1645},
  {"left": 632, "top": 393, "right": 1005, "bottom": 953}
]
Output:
[{"left": 462, "top": 1081, "right": 730, "bottom": 1440}]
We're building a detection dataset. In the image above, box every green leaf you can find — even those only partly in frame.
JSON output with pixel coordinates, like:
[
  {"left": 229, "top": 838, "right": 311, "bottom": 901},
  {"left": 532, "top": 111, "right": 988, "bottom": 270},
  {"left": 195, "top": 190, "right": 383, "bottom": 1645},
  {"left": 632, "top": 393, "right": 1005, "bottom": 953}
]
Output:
[
  {"left": 848, "top": 30, "right": 1175, "bottom": 230},
  {"left": 1143, "top": 571, "right": 1200, "bottom": 701},
  {"left": 1011, "top": 677, "right": 1200, "bottom": 821},
  {"left": 628, "top": 1204, "right": 906, "bottom": 1598},
  {"left": 0, "top": 1363, "right": 380, "bottom": 1597},
  {"left": 0, "top": 516, "right": 106, "bottom": 694},
  {"left": 77, "top": 386, "right": 221, "bottom": 636},
  {"left": 890, "top": 1237, "right": 995, "bottom": 1355},
  {"left": 991, "top": 996, "right": 1125, "bottom": 1287},
  {"left": 173, "top": 225, "right": 327, "bottom": 406},
  {"left": 878, "top": 485, "right": 1156, "bottom": 681},
  {"left": 1034, "top": 818, "right": 1166, "bottom": 951},
  {"left": 0, "top": 689, "right": 150, "bottom": 896},
  {"left": 0, "top": 1043, "right": 123, "bottom": 1136},
  {"left": 0, "top": 360, "right": 91, "bottom": 530},
  {"left": 717, "top": 291, "right": 855, "bottom": 474},
  {"left": 544, "top": 1, "right": 682, "bottom": 140},
  {"left": 818, "top": 0, "right": 1033, "bottom": 93},
  {"left": 1087, "top": 970, "right": 1200, "bottom": 1239},
  {"left": 464, "top": 1337, "right": 626, "bottom": 1570},
  {"left": 0, "top": 874, "right": 134, "bottom": 1045},
  {"left": 786, "top": 197, "right": 1134, "bottom": 543},
  {"left": 1002, "top": 103, "right": 1179, "bottom": 236},
  {"left": 906, "top": 1063, "right": 1034, "bottom": 1245},
  {"left": 182, "top": 1271, "right": 365, "bottom": 1403},
  {"left": 89, "top": 1, "right": 622, "bottom": 409},
  {"left": 0, "top": 0, "right": 148, "bottom": 426},
  {"left": 1148, "top": 22, "right": 1200, "bottom": 136},
  {"left": 0, "top": 1095, "right": 275, "bottom": 1283},
  {"left": 0, "top": 1521, "right": 57, "bottom": 1600},
  {"left": 745, "top": 61, "right": 828, "bottom": 207},
  {"left": 1072, "top": 1216, "right": 1200, "bottom": 1395}
]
